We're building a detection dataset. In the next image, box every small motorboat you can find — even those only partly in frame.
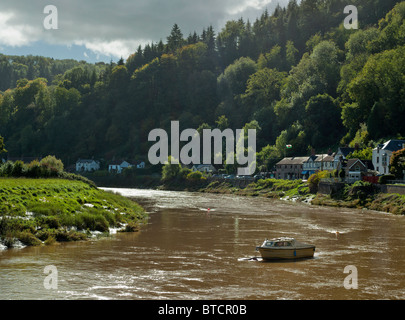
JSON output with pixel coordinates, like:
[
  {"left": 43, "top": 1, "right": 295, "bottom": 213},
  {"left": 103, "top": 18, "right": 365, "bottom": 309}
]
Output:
[{"left": 256, "top": 237, "right": 315, "bottom": 260}]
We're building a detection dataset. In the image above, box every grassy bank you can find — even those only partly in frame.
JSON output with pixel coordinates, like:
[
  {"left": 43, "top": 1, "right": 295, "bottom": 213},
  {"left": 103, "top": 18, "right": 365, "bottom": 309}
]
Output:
[
  {"left": 0, "top": 178, "right": 146, "bottom": 248},
  {"left": 161, "top": 177, "right": 405, "bottom": 215},
  {"left": 200, "top": 179, "right": 311, "bottom": 200},
  {"left": 311, "top": 182, "right": 405, "bottom": 215}
]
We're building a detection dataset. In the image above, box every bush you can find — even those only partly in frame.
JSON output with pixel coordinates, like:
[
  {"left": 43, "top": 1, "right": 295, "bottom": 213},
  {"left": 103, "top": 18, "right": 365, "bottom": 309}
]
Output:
[
  {"left": 17, "top": 231, "right": 42, "bottom": 246},
  {"left": 378, "top": 174, "right": 396, "bottom": 185},
  {"left": 186, "top": 171, "right": 205, "bottom": 181},
  {"left": 0, "top": 156, "right": 68, "bottom": 179},
  {"left": 53, "top": 230, "right": 87, "bottom": 242},
  {"left": 11, "top": 160, "right": 25, "bottom": 177},
  {"left": 121, "top": 221, "right": 140, "bottom": 232},
  {"left": 40, "top": 155, "right": 64, "bottom": 176},
  {"left": 26, "top": 160, "right": 42, "bottom": 177},
  {"left": 0, "top": 161, "right": 14, "bottom": 177},
  {"left": 35, "top": 216, "right": 61, "bottom": 229},
  {"left": 308, "top": 170, "right": 330, "bottom": 193},
  {"left": 73, "top": 211, "right": 109, "bottom": 232}
]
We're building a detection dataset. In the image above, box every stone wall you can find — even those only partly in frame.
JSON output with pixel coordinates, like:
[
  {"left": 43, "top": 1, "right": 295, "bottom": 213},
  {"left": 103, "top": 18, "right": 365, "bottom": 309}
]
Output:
[
  {"left": 318, "top": 181, "right": 346, "bottom": 195},
  {"left": 377, "top": 184, "right": 405, "bottom": 195},
  {"left": 319, "top": 181, "right": 405, "bottom": 195}
]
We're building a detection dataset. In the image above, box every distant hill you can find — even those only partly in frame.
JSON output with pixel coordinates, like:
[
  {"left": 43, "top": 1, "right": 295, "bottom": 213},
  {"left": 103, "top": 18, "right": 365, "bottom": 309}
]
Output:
[{"left": 0, "top": 0, "right": 404, "bottom": 172}]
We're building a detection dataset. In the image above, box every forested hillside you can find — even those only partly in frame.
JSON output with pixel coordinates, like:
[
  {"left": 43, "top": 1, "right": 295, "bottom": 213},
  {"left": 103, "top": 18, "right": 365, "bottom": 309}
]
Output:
[{"left": 0, "top": 0, "right": 404, "bottom": 171}]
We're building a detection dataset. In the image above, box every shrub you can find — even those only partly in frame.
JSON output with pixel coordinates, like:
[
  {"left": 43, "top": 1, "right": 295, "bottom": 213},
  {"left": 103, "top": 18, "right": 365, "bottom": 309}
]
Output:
[
  {"left": 74, "top": 211, "right": 109, "bottom": 232},
  {"left": 17, "top": 230, "right": 42, "bottom": 246},
  {"left": 40, "top": 155, "right": 64, "bottom": 176},
  {"left": 26, "top": 160, "right": 42, "bottom": 178},
  {"left": 121, "top": 221, "right": 140, "bottom": 232},
  {"left": 44, "top": 235, "right": 56, "bottom": 245},
  {"left": 308, "top": 170, "right": 330, "bottom": 193},
  {"left": 35, "top": 216, "right": 61, "bottom": 229},
  {"left": 0, "top": 161, "right": 14, "bottom": 177},
  {"left": 378, "top": 174, "right": 396, "bottom": 185},
  {"left": 186, "top": 171, "right": 204, "bottom": 181},
  {"left": 54, "top": 230, "right": 87, "bottom": 242},
  {"left": 11, "top": 160, "right": 25, "bottom": 177}
]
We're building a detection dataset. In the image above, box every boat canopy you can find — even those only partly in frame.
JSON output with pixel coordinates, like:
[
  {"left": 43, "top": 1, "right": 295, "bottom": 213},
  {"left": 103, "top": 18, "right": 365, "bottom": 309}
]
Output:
[{"left": 262, "top": 237, "right": 296, "bottom": 247}]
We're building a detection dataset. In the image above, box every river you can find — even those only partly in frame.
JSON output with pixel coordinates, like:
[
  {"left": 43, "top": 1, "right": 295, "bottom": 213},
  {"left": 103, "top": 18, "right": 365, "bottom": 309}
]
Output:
[{"left": 1, "top": 188, "right": 404, "bottom": 300}]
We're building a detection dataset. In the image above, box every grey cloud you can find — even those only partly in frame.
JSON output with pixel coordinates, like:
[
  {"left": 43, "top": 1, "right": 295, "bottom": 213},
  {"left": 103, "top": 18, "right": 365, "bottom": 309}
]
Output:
[{"left": 0, "top": 0, "right": 287, "bottom": 57}]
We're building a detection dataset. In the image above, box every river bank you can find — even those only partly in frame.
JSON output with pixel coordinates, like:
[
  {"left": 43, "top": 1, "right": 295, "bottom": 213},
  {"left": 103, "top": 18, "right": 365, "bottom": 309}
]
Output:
[
  {"left": 158, "top": 178, "right": 405, "bottom": 215},
  {"left": 0, "top": 178, "right": 147, "bottom": 249}
]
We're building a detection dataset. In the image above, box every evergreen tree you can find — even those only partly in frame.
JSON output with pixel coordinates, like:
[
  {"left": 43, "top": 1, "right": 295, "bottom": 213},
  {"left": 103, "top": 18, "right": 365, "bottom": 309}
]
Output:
[{"left": 167, "top": 23, "right": 185, "bottom": 53}]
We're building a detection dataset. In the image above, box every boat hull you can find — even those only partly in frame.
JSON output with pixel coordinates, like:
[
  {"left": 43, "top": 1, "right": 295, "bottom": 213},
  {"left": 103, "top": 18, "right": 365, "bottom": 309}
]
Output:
[{"left": 257, "top": 246, "right": 315, "bottom": 260}]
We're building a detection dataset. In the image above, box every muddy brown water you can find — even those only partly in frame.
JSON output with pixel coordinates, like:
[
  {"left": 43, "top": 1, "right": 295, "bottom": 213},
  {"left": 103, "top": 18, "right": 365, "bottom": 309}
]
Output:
[{"left": 1, "top": 188, "right": 404, "bottom": 300}]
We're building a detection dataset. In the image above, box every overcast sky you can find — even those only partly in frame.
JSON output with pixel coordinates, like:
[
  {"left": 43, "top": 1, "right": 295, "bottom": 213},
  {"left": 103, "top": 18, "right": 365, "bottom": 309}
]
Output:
[{"left": 0, "top": 0, "right": 290, "bottom": 63}]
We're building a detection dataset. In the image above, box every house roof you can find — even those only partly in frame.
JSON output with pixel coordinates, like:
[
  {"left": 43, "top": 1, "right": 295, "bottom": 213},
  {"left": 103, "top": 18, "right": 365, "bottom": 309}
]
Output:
[
  {"left": 346, "top": 159, "right": 366, "bottom": 170},
  {"left": 120, "top": 161, "right": 132, "bottom": 166},
  {"left": 193, "top": 164, "right": 215, "bottom": 168},
  {"left": 337, "top": 147, "right": 355, "bottom": 157},
  {"left": 322, "top": 155, "right": 335, "bottom": 162},
  {"left": 376, "top": 140, "right": 405, "bottom": 152},
  {"left": 313, "top": 154, "right": 332, "bottom": 162},
  {"left": 77, "top": 159, "right": 98, "bottom": 164},
  {"left": 277, "top": 157, "right": 308, "bottom": 165}
]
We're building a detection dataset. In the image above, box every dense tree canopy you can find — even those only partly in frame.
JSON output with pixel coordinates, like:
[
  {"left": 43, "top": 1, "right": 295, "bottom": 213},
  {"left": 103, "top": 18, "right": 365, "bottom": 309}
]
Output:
[{"left": 0, "top": 0, "right": 404, "bottom": 172}]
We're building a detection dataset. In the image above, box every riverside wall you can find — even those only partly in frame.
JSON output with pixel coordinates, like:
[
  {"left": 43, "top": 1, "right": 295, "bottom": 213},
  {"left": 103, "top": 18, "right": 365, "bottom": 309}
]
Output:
[{"left": 318, "top": 181, "right": 405, "bottom": 195}]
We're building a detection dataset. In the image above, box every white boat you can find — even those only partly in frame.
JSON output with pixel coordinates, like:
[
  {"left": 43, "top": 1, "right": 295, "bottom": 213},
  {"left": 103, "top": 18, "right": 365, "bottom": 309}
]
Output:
[{"left": 256, "top": 237, "right": 315, "bottom": 260}]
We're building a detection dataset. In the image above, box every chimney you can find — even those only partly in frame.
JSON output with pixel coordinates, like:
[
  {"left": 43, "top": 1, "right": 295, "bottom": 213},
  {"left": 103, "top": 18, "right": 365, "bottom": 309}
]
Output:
[
  {"left": 311, "top": 148, "right": 316, "bottom": 156},
  {"left": 327, "top": 148, "right": 332, "bottom": 156}
]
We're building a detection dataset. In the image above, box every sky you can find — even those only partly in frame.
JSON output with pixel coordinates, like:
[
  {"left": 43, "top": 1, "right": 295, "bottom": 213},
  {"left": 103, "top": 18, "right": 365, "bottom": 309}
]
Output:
[{"left": 0, "top": 0, "right": 290, "bottom": 63}]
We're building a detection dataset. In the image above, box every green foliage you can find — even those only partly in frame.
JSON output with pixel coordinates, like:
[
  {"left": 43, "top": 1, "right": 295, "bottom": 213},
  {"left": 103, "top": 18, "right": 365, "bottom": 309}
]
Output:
[
  {"left": 161, "top": 157, "right": 183, "bottom": 181},
  {"left": 347, "top": 147, "right": 373, "bottom": 161},
  {"left": 0, "top": 136, "right": 6, "bottom": 154},
  {"left": 0, "top": 0, "right": 403, "bottom": 167},
  {"left": 304, "top": 94, "right": 342, "bottom": 148},
  {"left": 186, "top": 171, "right": 206, "bottom": 181},
  {"left": 378, "top": 174, "right": 396, "bottom": 184},
  {"left": 390, "top": 148, "right": 405, "bottom": 179},
  {"left": 39, "top": 155, "right": 64, "bottom": 175},
  {"left": 308, "top": 170, "right": 331, "bottom": 193},
  {"left": 0, "top": 178, "right": 146, "bottom": 247}
]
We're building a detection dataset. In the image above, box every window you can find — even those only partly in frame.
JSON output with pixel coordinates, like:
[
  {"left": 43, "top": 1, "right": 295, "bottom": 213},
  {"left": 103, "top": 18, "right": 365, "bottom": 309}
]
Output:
[{"left": 377, "top": 157, "right": 379, "bottom": 164}]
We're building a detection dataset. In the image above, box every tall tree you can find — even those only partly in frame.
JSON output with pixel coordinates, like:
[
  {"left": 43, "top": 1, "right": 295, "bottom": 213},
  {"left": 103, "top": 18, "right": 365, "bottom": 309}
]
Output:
[{"left": 167, "top": 24, "right": 185, "bottom": 53}]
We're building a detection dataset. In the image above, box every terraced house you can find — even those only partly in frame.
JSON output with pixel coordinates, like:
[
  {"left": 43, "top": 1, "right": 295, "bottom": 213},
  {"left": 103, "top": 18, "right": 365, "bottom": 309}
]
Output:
[{"left": 275, "top": 157, "right": 308, "bottom": 180}]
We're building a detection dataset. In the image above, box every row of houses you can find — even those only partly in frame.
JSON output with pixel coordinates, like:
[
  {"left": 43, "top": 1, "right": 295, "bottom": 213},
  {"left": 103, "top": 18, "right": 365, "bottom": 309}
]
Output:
[
  {"left": 74, "top": 159, "right": 215, "bottom": 174},
  {"left": 276, "top": 140, "right": 405, "bottom": 182},
  {"left": 75, "top": 159, "right": 145, "bottom": 173}
]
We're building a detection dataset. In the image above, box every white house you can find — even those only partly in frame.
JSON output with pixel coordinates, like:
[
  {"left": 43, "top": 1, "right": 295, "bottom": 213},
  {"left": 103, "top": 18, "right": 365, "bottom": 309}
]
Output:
[
  {"left": 76, "top": 159, "right": 100, "bottom": 172},
  {"left": 108, "top": 161, "right": 133, "bottom": 173},
  {"left": 120, "top": 161, "right": 132, "bottom": 171},
  {"left": 136, "top": 161, "right": 145, "bottom": 169},
  {"left": 192, "top": 164, "right": 216, "bottom": 173},
  {"left": 372, "top": 140, "right": 405, "bottom": 175}
]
